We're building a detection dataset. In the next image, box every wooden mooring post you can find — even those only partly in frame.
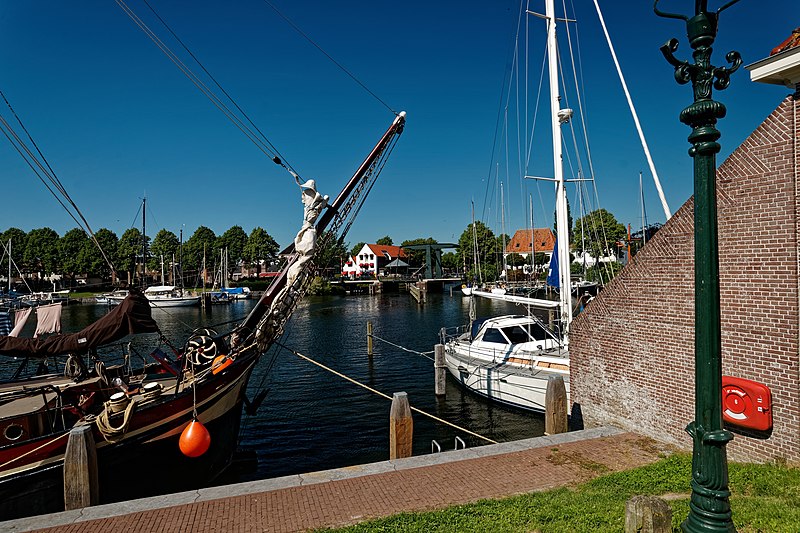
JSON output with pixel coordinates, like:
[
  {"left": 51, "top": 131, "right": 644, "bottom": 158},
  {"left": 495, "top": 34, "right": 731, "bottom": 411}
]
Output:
[
  {"left": 544, "top": 375, "right": 568, "bottom": 435},
  {"left": 64, "top": 425, "right": 99, "bottom": 510},
  {"left": 389, "top": 392, "right": 413, "bottom": 459},
  {"left": 434, "top": 344, "right": 446, "bottom": 397},
  {"left": 367, "top": 321, "right": 373, "bottom": 356},
  {"left": 624, "top": 495, "right": 672, "bottom": 533}
]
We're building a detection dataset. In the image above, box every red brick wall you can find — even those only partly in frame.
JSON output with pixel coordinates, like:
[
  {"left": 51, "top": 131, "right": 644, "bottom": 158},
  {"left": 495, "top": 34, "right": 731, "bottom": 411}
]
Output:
[{"left": 570, "top": 95, "right": 800, "bottom": 463}]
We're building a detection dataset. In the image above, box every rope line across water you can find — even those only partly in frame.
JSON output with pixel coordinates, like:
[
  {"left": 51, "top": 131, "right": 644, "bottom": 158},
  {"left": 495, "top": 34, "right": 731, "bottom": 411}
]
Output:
[
  {"left": 275, "top": 341, "right": 497, "bottom": 445},
  {"left": 369, "top": 334, "right": 435, "bottom": 361}
]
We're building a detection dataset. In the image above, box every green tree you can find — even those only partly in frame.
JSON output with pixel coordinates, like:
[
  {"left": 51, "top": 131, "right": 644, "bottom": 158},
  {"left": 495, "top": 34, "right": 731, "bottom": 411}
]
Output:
[
  {"left": 1, "top": 228, "right": 27, "bottom": 279},
  {"left": 315, "top": 231, "right": 347, "bottom": 278},
  {"left": 572, "top": 208, "right": 626, "bottom": 258},
  {"left": 400, "top": 237, "right": 437, "bottom": 266},
  {"left": 457, "top": 221, "right": 497, "bottom": 281},
  {"left": 216, "top": 225, "right": 248, "bottom": 265},
  {"left": 116, "top": 228, "right": 144, "bottom": 285},
  {"left": 183, "top": 226, "right": 217, "bottom": 274},
  {"left": 441, "top": 251, "right": 459, "bottom": 273},
  {"left": 86, "top": 228, "right": 118, "bottom": 281},
  {"left": 59, "top": 228, "right": 91, "bottom": 284},
  {"left": 149, "top": 229, "right": 179, "bottom": 274},
  {"left": 376, "top": 235, "right": 393, "bottom": 246},
  {"left": 349, "top": 242, "right": 365, "bottom": 258},
  {"left": 243, "top": 227, "right": 279, "bottom": 272},
  {"left": 505, "top": 252, "right": 525, "bottom": 267},
  {"left": 24, "top": 227, "right": 60, "bottom": 277}
]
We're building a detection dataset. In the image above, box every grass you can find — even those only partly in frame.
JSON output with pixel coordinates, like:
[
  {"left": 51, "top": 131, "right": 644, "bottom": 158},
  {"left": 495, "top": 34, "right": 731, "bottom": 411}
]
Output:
[{"left": 321, "top": 454, "right": 800, "bottom": 532}]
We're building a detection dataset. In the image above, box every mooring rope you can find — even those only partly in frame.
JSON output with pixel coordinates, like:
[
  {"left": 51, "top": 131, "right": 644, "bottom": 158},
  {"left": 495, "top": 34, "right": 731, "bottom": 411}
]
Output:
[
  {"left": 0, "top": 430, "right": 71, "bottom": 470},
  {"left": 369, "top": 334, "right": 435, "bottom": 361},
  {"left": 274, "top": 341, "right": 497, "bottom": 445}
]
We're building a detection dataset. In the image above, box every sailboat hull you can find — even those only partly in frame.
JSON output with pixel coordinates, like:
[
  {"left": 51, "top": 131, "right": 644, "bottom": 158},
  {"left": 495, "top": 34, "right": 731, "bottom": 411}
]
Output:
[{"left": 0, "top": 358, "right": 256, "bottom": 520}]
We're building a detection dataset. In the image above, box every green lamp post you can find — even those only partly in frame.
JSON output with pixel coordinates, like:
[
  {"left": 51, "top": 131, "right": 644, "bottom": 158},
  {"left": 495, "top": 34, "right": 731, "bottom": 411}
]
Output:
[{"left": 654, "top": 1, "right": 743, "bottom": 531}]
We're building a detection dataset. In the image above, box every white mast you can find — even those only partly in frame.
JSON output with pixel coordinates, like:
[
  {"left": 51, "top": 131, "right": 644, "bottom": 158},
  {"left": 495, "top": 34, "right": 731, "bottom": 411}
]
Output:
[
  {"left": 8, "top": 239, "right": 11, "bottom": 293},
  {"left": 546, "top": 0, "right": 572, "bottom": 342}
]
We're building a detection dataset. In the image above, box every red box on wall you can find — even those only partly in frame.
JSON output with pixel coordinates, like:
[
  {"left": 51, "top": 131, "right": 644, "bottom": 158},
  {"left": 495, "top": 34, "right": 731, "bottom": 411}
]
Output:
[{"left": 722, "top": 376, "right": 772, "bottom": 432}]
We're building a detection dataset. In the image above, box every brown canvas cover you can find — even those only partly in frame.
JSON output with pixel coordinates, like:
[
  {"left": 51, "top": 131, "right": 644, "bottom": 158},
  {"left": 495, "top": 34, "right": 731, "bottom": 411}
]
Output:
[{"left": 0, "top": 289, "right": 159, "bottom": 358}]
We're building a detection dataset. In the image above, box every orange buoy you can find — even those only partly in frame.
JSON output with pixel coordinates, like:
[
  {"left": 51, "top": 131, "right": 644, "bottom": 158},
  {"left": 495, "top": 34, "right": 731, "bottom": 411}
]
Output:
[{"left": 179, "top": 419, "right": 211, "bottom": 457}]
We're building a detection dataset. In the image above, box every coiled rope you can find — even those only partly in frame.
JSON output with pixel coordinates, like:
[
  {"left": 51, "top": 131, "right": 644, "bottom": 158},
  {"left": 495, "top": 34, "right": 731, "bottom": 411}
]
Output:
[
  {"left": 96, "top": 398, "right": 138, "bottom": 443},
  {"left": 275, "top": 341, "right": 497, "bottom": 445}
]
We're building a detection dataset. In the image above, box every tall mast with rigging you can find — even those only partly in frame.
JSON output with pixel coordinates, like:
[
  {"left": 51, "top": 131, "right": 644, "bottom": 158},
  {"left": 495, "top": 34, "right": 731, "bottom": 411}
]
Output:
[{"left": 545, "top": 0, "right": 573, "bottom": 342}]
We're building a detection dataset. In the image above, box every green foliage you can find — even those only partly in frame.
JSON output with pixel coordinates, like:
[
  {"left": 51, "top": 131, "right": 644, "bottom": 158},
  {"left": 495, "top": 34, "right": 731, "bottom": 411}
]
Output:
[
  {"left": 326, "top": 454, "right": 800, "bottom": 533},
  {"left": 441, "top": 251, "right": 458, "bottom": 271},
  {"left": 148, "top": 229, "right": 179, "bottom": 272},
  {"left": 243, "top": 227, "right": 279, "bottom": 266},
  {"left": 182, "top": 226, "right": 217, "bottom": 272},
  {"left": 88, "top": 228, "right": 118, "bottom": 278},
  {"left": 116, "top": 228, "right": 144, "bottom": 283},
  {"left": 401, "top": 237, "right": 438, "bottom": 266},
  {"left": 58, "top": 228, "right": 90, "bottom": 279},
  {"left": 376, "top": 235, "right": 393, "bottom": 246},
  {"left": 315, "top": 231, "right": 348, "bottom": 274},
  {"left": 216, "top": 225, "right": 248, "bottom": 264},
  {"left": 572, "top": 208, "right": 626, "bottom": 257},
  {"left": 24, "top": 227, "right": 60, "bottom": 274},
  {"left": 505, "top": 252, "right": 525, "bottom": 267},
  {"left": 457, "top": 221, "right": 497, "bottom": 281},
  {"left": 350, "top": 242, "right": 366, "bottom": 258}
]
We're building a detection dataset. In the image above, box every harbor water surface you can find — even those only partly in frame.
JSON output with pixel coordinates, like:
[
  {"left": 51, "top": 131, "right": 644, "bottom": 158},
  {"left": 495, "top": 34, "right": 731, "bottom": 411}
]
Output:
[{"left": 14, "top": 291, "right": 546, "bottom": 495}]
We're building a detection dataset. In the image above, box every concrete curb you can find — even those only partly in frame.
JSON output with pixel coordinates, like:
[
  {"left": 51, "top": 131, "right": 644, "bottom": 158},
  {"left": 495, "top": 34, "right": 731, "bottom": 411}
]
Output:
[{"left": 1, "top": 426, "right": 624, "bottom": 532}]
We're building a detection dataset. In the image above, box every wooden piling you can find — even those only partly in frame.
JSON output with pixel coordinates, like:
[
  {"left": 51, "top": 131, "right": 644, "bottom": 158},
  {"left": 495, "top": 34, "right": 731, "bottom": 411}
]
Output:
[
  {"left": 434, "top": 344, "right": 446, "bottom": 397},
  {"left": 64, "top": 425, "right": 99, "bottom": 510},
  {"left": 544, "top": 375, "right": 568, "bottom": 435},
  {"left": 389, "top": 392, "right": 413, "bottom": 459},
  {"left": 367, "top": 321, "right": 373, "bottom": 356},
  {"left": 624, "top": 495, "right": 672, "bottom": 533}
]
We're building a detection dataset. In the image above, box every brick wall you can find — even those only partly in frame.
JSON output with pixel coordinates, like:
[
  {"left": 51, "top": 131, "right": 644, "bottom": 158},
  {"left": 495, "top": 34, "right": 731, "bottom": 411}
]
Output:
[{"left": 570, "top": 94, "right": 800, "bottom": 463}]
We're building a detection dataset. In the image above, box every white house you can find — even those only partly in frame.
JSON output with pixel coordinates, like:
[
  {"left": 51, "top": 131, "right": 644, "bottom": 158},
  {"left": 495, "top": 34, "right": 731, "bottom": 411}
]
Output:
[{"left": 342, "top": 244, "right": 408, "bottom": 279}]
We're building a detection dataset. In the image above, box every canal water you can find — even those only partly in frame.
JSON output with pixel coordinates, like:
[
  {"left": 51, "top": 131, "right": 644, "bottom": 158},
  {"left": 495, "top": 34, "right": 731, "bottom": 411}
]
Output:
[{"left": 5, "top": 291, "right": 545, "bottom": 489}]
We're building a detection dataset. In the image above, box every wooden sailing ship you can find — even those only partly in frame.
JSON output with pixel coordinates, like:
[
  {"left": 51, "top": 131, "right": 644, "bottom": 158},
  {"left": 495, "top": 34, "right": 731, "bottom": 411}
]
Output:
[{"left": 0, "top": 113, "right": 406, "bottom": 519}]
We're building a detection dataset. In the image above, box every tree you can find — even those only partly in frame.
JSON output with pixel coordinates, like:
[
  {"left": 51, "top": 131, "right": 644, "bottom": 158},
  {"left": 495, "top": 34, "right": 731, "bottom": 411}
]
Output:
[
  {"left": 58, "top": 228, "right": 91, "bottom": 284},
  {"left": 216, "top": 225, "right": 248, "bottom": 266},
  {"left": 349, "top": 242, "right": 365, "bottom": 258},
  {"left": 149, "top": 229, "right": 179, "bottom": 278},
  {"left": 457, "top": 221, "right": 497, "bottom": 281},
  {"left": 505, "top": 252, "right": 525, "bottom": 267},
  {"left": 86, "top": 228, "right": 118, "bottom": 281},
  {"left": 441, "top": 251, "right": 459, "bottom": 273},
  {"left": 24, "top": 228, "right": 60, "bottom": 279},
  {"left": 243, "top": 227, "right": 279, "bottom": 272},
  {"left": 182, "top": 226, "right": 217, "bottom": 274},
  {"left": 315, "top": 231, "right": 347, "bottom": 277},
  {"left": 572, "top": 208, "right": 626, "bottom": 258},
  {"left": 400, "top": 237, "right": 437, "bottom": 266},
  {"left": 116, "top": 228, "right": 145, "bottom": 285},
  {"left": 1, "top": 228, "right": 27, "bottom": 279},
  {"left": 376, "top": 235, "right": 393, "bottom": 246}
]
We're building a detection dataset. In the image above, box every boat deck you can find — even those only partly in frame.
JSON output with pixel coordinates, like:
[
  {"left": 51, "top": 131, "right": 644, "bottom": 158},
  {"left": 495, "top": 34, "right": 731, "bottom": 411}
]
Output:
[{"left": 1, "top": 427, "right": 671, "bottom": 533}]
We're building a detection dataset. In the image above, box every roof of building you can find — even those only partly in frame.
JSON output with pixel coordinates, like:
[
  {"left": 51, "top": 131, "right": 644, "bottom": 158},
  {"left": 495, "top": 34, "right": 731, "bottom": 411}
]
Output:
[
  {"left": 363, "top": 244, "right": 407, "bottom": 258},
  {"left": 506, "top": 228, "right": 556, "bottom": 254},
  {"left": 771, "top": 27, "right": 800, "bottom": 56}
]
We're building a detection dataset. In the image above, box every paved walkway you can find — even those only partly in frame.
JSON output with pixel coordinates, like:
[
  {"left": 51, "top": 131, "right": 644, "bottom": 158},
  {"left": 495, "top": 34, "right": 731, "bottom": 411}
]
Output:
[{"left": 2, "top": 427, "right": 671, "bottom": 533}]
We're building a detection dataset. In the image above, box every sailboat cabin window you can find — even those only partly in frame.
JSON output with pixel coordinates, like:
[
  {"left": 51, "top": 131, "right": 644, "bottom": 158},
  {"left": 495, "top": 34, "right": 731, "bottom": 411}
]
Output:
[{"left": 482, "top": 328, "right": 507, "bottom": 344}]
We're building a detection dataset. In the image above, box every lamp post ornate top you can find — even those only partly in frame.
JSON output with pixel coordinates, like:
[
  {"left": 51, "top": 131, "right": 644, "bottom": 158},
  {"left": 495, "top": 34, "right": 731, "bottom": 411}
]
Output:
[{"left": 654, "top": 1, "right": 745, "bottom": 532}]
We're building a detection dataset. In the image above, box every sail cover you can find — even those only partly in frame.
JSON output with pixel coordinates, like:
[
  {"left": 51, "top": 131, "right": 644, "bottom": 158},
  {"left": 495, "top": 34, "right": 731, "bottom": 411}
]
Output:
[
  {"left": 0, "top": 290, "right": 159, "bottom": 358},
  {"left": 546, "top": 238, "right": 559, "bottom": 288}
]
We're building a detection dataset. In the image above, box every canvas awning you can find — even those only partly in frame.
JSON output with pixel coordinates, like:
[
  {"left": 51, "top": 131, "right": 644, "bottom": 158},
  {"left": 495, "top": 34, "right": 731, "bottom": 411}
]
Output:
[{"left": 385, "top": 258, "right": 409, "bottom": 268}]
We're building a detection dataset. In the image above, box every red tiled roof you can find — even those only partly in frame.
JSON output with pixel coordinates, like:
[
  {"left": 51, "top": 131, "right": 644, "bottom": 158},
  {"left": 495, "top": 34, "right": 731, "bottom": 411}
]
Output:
[
  {"left": 366, "top": 244, "right": 407, "bottom": 258},
  {"left": 771, "top": 27, "right": 800, "bottom": 56},
  {"left": 506, "top": 228, "right": 555, "bottom": 254}
]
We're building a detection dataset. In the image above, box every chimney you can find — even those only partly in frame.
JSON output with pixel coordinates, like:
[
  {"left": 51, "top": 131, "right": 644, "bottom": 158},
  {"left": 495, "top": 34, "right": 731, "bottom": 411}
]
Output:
[{"left": 746, "top": 27, "right": 800, "bottom": 95}]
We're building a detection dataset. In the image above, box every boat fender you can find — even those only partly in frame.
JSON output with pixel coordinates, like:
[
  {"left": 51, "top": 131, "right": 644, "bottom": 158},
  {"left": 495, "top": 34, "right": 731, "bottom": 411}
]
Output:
[
  {"left": 211, "top": 355, "right": 233, "bottom": 375},
  {"left": 179, "top": 419, "right": 211, "bottom": 457}
]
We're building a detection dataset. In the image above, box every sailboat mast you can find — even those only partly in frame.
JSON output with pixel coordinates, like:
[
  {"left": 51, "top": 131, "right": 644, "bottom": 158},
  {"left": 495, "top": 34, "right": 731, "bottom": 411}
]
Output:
[
  {"left": 640, "top": 171, "right": 647, "bottom": 246},
  {"left": 546, "top": 0, "right": 572, "bottom": 340},
  {"left": 500, "top": 182, "right": 507, "bottom": 279},
  {"left": 141, "top": 196, "right": 147, "bottom": 288},
  {"left": 8, "top": 239, "right": 11, "bottom": 293}
]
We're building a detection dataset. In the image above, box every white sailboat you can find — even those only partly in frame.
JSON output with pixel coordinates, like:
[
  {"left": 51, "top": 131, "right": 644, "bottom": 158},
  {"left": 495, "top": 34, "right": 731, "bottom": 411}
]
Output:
[{"left": 442, "top": 0, "right": 575, "bottom": 412}]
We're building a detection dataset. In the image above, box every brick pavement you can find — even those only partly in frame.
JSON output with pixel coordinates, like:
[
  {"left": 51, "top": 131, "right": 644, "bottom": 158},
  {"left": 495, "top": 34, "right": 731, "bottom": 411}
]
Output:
[{"left": 2, "top": 428, "right": 671, "bottom": 533}]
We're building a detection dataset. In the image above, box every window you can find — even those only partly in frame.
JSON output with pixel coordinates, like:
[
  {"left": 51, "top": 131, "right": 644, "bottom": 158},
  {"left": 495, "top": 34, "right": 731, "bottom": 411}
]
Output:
[{"left": 482, "top": 328, "right": 507, "bottom": 344}]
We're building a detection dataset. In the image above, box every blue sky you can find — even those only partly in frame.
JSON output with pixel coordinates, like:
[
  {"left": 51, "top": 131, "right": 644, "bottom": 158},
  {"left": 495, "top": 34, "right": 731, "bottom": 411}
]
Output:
[{"left": 0, "top": 1, "right": 796, "bottom": 249}]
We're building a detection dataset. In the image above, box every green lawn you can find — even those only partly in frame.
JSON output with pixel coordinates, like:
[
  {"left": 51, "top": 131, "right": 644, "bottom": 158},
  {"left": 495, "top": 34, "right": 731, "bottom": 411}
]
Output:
[{"left": 322, "top": 454, "right": 799, "bottom": 532}]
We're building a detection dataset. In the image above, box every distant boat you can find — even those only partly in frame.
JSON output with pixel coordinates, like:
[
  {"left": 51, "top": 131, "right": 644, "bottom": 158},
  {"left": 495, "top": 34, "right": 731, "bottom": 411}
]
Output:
[{"left": 142, "top": 285, "right": 200, "bottom": 308}]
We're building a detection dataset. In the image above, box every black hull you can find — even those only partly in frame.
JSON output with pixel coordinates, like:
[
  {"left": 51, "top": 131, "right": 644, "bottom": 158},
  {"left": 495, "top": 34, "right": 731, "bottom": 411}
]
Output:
[{"left": 0, "top": 399, "right": 245, "bottom": 520}]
